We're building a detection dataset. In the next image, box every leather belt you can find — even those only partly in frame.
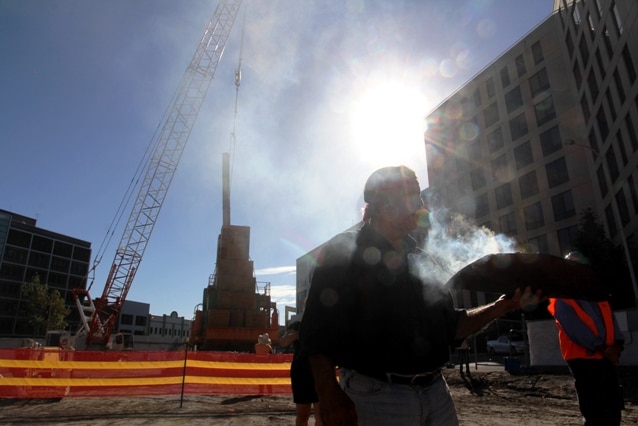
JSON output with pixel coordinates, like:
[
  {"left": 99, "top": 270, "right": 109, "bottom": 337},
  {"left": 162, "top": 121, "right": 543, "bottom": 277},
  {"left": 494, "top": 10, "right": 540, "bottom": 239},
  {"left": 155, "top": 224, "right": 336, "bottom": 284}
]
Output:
[{"left": 366, "top": 369, "right": 442, "bottom": 387}]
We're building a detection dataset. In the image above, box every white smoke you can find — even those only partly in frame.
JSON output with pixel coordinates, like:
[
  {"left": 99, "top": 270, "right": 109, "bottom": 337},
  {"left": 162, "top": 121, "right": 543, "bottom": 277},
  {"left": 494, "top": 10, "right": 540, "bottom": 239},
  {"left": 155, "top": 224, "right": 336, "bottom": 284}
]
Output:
[{"left": 416, "top": 207, "right": 518, "bottom": 286}]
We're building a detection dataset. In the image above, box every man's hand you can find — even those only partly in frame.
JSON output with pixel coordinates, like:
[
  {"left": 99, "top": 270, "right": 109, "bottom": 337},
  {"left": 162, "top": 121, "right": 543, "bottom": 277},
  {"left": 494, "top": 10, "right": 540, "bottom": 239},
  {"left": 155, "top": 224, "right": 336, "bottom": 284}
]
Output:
[
  {"left": 604, "top": 345, "right": 623, "bottom": 365},
  {"left": 498, "top": 286, "right": 546, "bottom": 313},
  {"left": 310, "top": 355, "right": 358, "bottom": 425},
  {"left": 318, "top": 386, "right": 358, "bottom": 425}
]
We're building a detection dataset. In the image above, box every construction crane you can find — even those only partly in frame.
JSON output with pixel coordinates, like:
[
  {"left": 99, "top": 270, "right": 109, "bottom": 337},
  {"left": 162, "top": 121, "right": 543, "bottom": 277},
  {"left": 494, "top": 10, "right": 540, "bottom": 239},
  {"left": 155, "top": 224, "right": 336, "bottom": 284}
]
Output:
[{"left": 71, "top": 0, "right": 243, "bottom": 349}]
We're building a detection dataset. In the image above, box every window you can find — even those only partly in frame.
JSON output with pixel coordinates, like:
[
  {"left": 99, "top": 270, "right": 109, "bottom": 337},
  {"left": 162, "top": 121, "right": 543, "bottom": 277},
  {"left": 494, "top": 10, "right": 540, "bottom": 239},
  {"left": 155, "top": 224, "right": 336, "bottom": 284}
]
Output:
[
  {"left": 597, "top": 166, "right": 608, "bottom": 197},
  {"left": 135, "top": 316, "right": 147, "bottom": 327},
  {"left": 628, "top": 175, "right": 638, "bottom": 215},
  {"left": 532, "top": 41, "right": 544, "bottom": 64},
  {"left": 626, "top": 115, "right": 638, "bottom": 151},
  {"left": 613, "top": 69, "right": 626, "bottom": 104},
  {"left": 0, "top": 264, "right": 25, "bottom": 281},
  {"left": 617, "top": 131, "right": 628, "bottom": 166},
  {"left": 597, "top": 108, "right": 609, "bottom": 141},
  {"left": 505, "top": 87, "right": 523, "bottom": 113},
  {"left": 552, "top": 191, "right": 576, "bottom": 221},
  {"left": 28, "top": 252, "right": 50, "bottom": 268},
  {"left": 572, "top": 2, "right": 582, "bottom": 25},
  {"left": 70, "top": 261, "right": 88, "bottom": 276},
  {"left": 605, "top": 147, "right": 620, "bottom": 183},
  {"left": 495, "top": 183, "right": 513, "bottom": 209},
  {"left": 524, "top": 202, "right": 544, "bottom": 231},
  {"left": 475, "top": 193, "right": 489, "bottom": 218},
  {"left": 622, "top": 45, "right": 636, "bottom": 83},
  {"left": 487, "top": 128, "right": 504, "bottom": 153},
  {"left": 602, "top": 27, "right": 613, "bottom": 60},
  {"left": 50, "top": 256, "right": 70, "bottom": 273},
  {"left": 471, "top": 168, "right": 486, "bottom": 190},
  {"left": 500, "top": 66, "right": 510, "bottom": 88},
  {"left": 486, "top": 77, "right": 495, "bottom": 98},
  {"left": 612, "top": 2, "right": 623, "bottom": 36},
  {"left": 546, "top": 157, "right": 570, "bottom": 188},
  {"left": 514, "top": 141, "right": 533, "bottom": 169},
  {"left": 7, "top": 230, "right": 31, "bottom": 248},
  {"left": 3, "top": 247, "right": 27, "bottom": 264},
  {"left": 456, "top": 157, "right": 470, "bottom": 174},
  {"left": 473, "top": 89, "right": 481, "bottom": 108},
  {"left": 527, "top": 234, "right": 549, "bottom": 253},
  {"left": 48, "top": 272, "right": 68, "bottom": 287},
  {"left": 73, "top": 247, "right": 91, "bottom": 262},
  {"left": 529, "top": 68, "right": 550, "bottom": 97},
  {"left": 515, "top": 54, "right": 526, "bottom": 77},
  {"left": 53, "top": 242, "right": 73, "bottom": 257},
  {"left": 594, "top": 0, "right": 603, "bottom": 17},
  {"left": 616, "top": 189, "right": 630, "bottom": 225},
  {"left": 534, "top": 96, "right": 556, "bottom": 126},
  {"left": 580, "top": 94, "right": 591, "bottom": 122},
  {"left": 509, "top": 113, "right": 528, "bottom": 141},
  {"left": 499, "top": 212, "right": 517, "bottom": 235},
  {"left": 540, "top": 126, "right": 562, "bottom": 156},
  {"left": 593, "top": 47, "right": 605, "bottom": 75},
  {"left": 121, "top": 314, "right": 133, "bottom": 325},
  {"left": 31, "top": 236, "right": 53, "bottom": 253},
  {"left": 579, "top": 36, "right": 590, "bottom": 65},
  {"left": 606, "top": 89, "right": 617, "bottom": 122},
  {"left": 557, "top": 225, "right": 579, "bottom": 254},
  {"left": 519, "top": 171, "right": 539, "bottom": 199},
  {"left": 573, "top": 63, "right": 582, "bottom": 88},
  {"left": 491, "top": 154, "right": 508, "bottom": 183},
  {"left": 469, "top": 140, "right": 482, "bottom": 160},
  {"left": 588, "top": 71, "right": 599, "bottom": 101},
  {"left": 483, "top": 102, "right": 499, "bottom": 127},
  {"left": 587, "top": 13, "right": 596, "bottom": 36},
  {"left": 588, "top": 129, "right": 600, "bottom": 155},
  {"left": 566, "top": 31, "right": 574, "bottom": 56}
]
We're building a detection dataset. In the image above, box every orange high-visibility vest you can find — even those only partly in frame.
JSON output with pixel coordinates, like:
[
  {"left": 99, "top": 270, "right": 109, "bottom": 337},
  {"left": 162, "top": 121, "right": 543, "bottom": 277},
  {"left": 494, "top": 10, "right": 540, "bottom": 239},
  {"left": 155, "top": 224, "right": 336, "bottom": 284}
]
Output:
[{"left": 548, "top": 298, "right": 615, "bottom": 360}]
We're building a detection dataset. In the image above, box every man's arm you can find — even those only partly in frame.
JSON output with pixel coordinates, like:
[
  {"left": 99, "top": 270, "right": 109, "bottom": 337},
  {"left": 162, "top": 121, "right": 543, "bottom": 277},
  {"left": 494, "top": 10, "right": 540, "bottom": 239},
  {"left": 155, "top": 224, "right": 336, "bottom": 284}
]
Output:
[
  {"left": 308, "top": 354, "right": 358, "bottom": 425},
  {"left": 455, "top": 287, "right": 543, "bottom": 340},
  {"left": 279, "top": 329, "right": 297, "bottom": 347}
]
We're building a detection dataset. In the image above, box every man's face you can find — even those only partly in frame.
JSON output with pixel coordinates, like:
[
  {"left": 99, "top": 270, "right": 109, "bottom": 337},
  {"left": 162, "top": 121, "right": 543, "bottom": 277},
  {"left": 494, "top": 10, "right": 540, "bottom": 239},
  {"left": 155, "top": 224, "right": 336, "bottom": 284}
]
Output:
[{"left": 382, "top": 190, "right": 426, "bottom": 236}]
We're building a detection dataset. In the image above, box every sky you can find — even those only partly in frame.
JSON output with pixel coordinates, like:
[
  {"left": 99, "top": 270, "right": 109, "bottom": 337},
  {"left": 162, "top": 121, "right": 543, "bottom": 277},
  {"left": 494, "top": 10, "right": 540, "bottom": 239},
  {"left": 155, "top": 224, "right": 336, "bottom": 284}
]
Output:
[{"left": 0, "top": 0, "right": 553, "bottom": 323}]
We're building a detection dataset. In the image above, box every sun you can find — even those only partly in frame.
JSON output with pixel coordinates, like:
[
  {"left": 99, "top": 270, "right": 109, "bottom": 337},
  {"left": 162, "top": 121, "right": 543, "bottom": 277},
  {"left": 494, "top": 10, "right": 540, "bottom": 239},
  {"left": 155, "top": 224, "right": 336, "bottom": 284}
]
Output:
[{"left": 349, "top": 81, "right": 428, "bottom": 169}]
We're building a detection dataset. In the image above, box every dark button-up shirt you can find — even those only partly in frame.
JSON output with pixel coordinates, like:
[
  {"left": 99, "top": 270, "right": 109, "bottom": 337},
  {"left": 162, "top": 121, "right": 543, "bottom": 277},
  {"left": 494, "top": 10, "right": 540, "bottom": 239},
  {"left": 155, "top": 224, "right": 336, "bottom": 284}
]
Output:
[{"left": 299, "top": 224, "right": 462, "bottom": 375}]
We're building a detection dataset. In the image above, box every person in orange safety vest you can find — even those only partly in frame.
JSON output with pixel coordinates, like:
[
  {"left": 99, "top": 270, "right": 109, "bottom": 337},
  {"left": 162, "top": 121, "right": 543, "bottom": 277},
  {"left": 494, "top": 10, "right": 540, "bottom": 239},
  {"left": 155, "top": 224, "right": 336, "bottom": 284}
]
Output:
[{"left": 548, "top": 251, "right": 625, "bottom": 426}]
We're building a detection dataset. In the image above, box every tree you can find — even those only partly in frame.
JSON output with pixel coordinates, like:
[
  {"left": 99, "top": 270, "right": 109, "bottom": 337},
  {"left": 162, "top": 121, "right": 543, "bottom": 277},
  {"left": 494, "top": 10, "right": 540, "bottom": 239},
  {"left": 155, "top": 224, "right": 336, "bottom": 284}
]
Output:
[
  {"left": 20, "top": 273, "right": 71, "bottom": 337},
  {"left": 574, "top": 208, "right": 635, "bottom": 309}
]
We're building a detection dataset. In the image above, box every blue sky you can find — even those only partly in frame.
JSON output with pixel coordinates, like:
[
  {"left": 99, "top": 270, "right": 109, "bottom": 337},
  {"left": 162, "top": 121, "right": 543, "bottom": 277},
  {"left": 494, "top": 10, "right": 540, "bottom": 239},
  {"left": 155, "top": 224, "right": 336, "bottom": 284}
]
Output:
[{"left": 1, "top": 0, "right": 552, "bottom": 322}]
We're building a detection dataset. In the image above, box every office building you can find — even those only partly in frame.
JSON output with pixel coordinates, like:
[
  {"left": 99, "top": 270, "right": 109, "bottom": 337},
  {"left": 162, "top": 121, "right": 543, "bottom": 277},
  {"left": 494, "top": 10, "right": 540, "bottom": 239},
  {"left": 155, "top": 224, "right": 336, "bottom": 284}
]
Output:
[
  {"left": 424, "top": 0, "right": 638, "bottom": 307},
  {"left": 0, "top": 209, "right": 91, "bottom": 337}
]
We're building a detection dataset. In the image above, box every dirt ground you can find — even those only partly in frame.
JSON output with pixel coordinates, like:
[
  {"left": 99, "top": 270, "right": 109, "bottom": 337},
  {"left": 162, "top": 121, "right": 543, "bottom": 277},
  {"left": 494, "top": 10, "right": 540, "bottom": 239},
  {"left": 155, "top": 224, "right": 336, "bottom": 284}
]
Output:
[{"left": 1, "top": 368, "right": 636, "bottom": 425}]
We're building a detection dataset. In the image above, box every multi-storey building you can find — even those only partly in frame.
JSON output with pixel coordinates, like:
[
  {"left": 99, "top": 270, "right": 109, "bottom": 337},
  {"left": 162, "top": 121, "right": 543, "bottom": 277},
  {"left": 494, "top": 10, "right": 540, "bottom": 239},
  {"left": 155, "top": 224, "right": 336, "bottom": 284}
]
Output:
[
  {"left": 424, "top": 0, "right": 638, "bottom": 307},
  {"left": 0, "top": 209, "right": 91, "bottom": 338}
]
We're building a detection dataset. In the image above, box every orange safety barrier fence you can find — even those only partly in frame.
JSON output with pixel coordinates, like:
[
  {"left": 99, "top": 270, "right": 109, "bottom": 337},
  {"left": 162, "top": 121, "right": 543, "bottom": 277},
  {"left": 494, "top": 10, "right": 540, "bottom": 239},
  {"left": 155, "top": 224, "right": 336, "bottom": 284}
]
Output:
[{"left": 0, "top": 348, "right": 294, "bottom": 398}]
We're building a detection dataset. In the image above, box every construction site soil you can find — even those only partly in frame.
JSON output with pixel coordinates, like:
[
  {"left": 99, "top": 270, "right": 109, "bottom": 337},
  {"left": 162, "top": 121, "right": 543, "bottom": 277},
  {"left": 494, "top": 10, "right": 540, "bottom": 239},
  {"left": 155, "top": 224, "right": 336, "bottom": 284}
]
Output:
[{"left": 1, "top": 368, "right": 637, "bottom": 425}]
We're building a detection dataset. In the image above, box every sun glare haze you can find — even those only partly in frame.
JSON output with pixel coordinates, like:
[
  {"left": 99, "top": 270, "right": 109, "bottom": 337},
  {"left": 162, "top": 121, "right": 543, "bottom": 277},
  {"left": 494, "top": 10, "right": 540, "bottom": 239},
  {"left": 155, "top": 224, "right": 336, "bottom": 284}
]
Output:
[{"left": 350, "top": 81, "right": 428, "bottom": 171}]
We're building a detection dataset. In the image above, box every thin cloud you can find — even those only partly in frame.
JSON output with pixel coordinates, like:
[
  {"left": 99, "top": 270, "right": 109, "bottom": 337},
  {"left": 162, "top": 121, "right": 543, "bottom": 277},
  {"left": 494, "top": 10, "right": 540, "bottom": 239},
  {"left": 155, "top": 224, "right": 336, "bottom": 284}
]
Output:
[{"left": 254, "top": 266, "right": 296, "bottom": 276}]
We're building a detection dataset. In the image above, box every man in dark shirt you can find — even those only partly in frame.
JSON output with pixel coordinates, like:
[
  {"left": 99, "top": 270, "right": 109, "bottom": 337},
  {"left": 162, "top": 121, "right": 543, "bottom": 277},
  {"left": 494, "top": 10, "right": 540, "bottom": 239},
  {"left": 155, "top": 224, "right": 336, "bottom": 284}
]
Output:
[{"left": 299, "top": 165, "right": 541, "bottom": 425}]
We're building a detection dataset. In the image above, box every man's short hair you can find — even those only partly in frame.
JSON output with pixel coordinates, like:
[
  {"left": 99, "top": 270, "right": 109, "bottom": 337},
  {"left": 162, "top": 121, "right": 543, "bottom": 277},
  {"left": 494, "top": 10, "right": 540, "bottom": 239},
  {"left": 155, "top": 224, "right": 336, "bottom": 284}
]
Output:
[{"left": 363, "top": 165, "right": 420, "bottom": 206}]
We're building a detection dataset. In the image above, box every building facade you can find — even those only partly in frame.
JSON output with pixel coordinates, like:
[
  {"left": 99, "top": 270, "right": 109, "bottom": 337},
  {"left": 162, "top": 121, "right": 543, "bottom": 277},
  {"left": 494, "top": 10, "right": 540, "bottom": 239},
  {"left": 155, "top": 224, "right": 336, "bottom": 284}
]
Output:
[
  {"left": 0, "top": 209, "right": 91, "bottom": 338},
  {"left": 424, "top": 0, "right": 638, "bottom": 306}
]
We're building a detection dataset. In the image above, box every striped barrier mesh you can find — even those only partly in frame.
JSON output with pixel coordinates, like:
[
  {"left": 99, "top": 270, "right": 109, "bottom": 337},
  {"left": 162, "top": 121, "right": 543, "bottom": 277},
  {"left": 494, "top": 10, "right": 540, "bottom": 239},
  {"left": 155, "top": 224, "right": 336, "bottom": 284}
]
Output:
[{"left": 0, "top": 348, "right": 294, "bottom": 398}]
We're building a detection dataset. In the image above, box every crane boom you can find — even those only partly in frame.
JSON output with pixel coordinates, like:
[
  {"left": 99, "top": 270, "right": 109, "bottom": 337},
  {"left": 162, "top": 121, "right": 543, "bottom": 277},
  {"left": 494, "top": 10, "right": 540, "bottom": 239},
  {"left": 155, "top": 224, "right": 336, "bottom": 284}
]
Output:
[{"left": 74, "top": 0, "right": 243, "bottom": 347}]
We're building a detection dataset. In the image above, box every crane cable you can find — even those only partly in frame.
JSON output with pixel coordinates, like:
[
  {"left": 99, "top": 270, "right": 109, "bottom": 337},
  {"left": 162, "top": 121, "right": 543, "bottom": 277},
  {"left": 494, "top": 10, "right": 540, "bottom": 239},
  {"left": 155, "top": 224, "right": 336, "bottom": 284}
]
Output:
[
  {"left": 228, "top": 2, "right": 247, "bottom": 188},
  {"left": 86, "top": 83, "right": 177, "bottom": 292}
]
